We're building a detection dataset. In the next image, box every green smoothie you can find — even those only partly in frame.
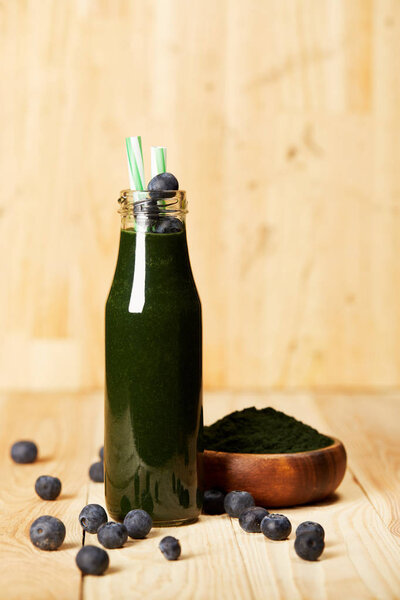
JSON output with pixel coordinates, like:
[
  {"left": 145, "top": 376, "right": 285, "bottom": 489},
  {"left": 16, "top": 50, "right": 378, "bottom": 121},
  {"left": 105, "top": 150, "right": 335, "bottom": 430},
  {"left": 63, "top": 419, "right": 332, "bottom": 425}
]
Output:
[{"left": 105, "top": 225, "right": 203, "bottom": 524}]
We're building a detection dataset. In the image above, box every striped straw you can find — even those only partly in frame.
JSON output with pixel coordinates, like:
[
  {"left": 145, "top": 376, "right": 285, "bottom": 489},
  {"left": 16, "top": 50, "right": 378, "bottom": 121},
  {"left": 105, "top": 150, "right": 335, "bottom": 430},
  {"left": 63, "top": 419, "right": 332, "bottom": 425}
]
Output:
[
  {"left": 151, "top": 146, "right": 167, "bottom": 178},
  {"left": 125, "top": 136, "right": 145, "bottom": 190}
]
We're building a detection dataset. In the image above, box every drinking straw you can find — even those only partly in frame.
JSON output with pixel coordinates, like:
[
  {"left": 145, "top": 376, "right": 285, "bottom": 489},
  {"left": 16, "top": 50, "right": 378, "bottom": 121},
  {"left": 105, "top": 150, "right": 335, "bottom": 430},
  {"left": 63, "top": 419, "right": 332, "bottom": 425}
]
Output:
[
  {"left": 125, "top": 136, "right": 145, "bottom": 190},
  {"left": 126, "top": 153, "right": 135, "bottom": 190},
  {"left": 151, "top": 146, "right": 167, "bottom": 178}
]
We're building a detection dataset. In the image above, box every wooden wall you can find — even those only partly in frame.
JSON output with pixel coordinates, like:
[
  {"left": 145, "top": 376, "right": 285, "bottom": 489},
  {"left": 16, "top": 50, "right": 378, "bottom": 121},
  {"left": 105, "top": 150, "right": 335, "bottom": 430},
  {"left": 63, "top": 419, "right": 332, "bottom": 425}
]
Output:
[{"left": 1, "top": 0, "right": 399, "bottom": 391}]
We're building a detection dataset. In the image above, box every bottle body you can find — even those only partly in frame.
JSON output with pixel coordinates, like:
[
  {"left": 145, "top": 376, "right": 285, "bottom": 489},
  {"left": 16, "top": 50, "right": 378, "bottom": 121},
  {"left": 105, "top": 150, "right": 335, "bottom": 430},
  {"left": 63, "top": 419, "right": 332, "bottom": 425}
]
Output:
[{"left": 105, "top": 192, "right": 202, "bottom": 525}]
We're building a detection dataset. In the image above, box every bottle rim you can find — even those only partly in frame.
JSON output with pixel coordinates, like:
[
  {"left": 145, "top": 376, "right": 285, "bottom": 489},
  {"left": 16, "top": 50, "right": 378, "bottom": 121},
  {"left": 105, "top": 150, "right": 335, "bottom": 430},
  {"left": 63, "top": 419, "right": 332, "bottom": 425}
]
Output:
[{"left": 118, "top": 189, "right": 188, "bottom": 215}]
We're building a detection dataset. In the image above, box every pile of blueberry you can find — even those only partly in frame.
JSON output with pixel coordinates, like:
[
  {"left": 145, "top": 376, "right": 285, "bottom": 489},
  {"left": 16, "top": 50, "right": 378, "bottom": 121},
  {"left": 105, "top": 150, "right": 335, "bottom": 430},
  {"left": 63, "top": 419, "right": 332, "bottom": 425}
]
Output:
[
  {"left": 10, "top": 440, "right": 180, "bottom": 576},
  {"left": 76, "top": 503, "right": 179, "bottom": 574},
  {"left": 31, "top": 501, "right": 179, "bottom": 575},
  {"left": 135, "top": 172, "right": 184, "bottom": 234},
  {"left": 203, "top": 489, "right": 325, "bottom": 561},
  {"left": 10, "top": 439, "right": 325, "bottom": 576}
]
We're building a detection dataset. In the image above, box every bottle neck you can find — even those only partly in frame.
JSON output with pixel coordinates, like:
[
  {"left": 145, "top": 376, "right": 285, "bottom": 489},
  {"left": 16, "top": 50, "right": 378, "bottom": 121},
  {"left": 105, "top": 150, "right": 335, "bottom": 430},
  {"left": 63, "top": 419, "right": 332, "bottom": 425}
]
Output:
[
  {"left": 113, "top": 217, "right": 193, "bottom": 313},
  {"left": 118, "top": 190, "right": 187, "bottom": 232}
]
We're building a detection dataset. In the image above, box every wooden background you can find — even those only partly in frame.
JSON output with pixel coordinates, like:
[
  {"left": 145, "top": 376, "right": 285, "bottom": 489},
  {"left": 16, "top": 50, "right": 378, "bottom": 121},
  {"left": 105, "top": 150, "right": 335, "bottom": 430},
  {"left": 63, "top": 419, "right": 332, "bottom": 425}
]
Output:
[{"left": 1, "top": 0, "right": 399, "bottom": 391}]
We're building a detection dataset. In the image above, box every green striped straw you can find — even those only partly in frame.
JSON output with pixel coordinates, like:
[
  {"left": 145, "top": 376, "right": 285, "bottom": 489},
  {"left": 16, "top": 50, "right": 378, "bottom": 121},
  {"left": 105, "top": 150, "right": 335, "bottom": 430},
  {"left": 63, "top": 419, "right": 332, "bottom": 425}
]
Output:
[
  {"left": 151, "top": 146, "right": 167, "bottom": 178},
  {"left": 126, "top": 136, "right": 145, "bottom": 190}
]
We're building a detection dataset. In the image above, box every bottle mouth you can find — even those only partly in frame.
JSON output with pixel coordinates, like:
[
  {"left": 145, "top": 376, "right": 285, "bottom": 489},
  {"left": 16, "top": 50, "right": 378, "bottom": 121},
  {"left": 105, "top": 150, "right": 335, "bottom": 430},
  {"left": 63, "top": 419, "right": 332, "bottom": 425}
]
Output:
[{"left": 118, "top": 189, "right": 188, "bottom": 216}]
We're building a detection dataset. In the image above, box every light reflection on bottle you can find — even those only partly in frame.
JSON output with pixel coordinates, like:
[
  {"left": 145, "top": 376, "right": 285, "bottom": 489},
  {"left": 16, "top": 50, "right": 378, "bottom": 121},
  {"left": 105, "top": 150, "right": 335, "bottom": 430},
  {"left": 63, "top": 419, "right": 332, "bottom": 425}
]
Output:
[{"left": 129, "top": 230, "right": 146, "bottom": 313}]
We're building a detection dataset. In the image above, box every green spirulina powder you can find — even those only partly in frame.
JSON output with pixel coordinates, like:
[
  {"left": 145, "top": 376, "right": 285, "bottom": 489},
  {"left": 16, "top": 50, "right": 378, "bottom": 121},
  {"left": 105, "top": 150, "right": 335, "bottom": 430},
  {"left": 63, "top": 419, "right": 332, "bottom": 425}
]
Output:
[{"left": 203, "top": 407, "right": 333, "bottom": 454}]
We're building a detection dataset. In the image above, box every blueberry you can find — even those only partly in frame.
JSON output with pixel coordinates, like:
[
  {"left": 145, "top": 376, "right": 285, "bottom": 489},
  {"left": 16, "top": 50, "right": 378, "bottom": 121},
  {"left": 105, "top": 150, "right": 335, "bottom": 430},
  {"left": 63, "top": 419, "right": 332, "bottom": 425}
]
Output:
[
  {"left": 89, "top": 461, "right": 104, "bottom": 482},
  {"left": 76, "top": 545, "right": 109, "bottom": 575},
  {"left": 224, "top": 491, "right": 255, "bottom": 518},
  {"left": 35, "top": 475, "right": 62, "bottom": 501},
  {"left": 11, "top": 440, "right": 38, "bottom": 464},
  {"left": 79, "top": 504, "right": 108, "bottom": 533},
  {"left": 148, "top": 172, "right": 179, "bottom": 191},
  {"left": 97, "top": 522, "right": 128, "bottom": 549},
  {"left": 123, "top": 509, "right": 152, "bottom": 539},
  {"left": 30, "top": 515, "right": 66, "bottom": 551},
  {"left": 148, "top": 172, "right": 179, "bottom": 199},
  {"left": 159, "top": 536, "right": 181, "bottom": 561},
  {"left": 295, "top": 521, "right": 325, "bottom": 541},
  {"left": 203, "top": 489, "right": 226, "bottom": 515},
  {"left": 261, "top": 514, "right": 292, "bottom": 541},
  {"left": 239, "top": 507, "right": 269, "bottom": 533},
  {"left": 153, "top": 217, "right": 183, "bottom": 234},
  {"left": 294, "top": 532, "right": 325, "bottom": 561},
  {"left": 99, "top": 446, "right": 104, "bottom": 460}
]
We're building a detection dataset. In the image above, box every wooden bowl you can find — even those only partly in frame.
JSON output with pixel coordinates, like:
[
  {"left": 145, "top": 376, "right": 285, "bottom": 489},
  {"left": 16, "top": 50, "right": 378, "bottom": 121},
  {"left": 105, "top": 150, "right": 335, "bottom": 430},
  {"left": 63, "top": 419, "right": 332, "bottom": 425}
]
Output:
[{"left": 202, "top": 437, "right": 347, "bottom": 507}]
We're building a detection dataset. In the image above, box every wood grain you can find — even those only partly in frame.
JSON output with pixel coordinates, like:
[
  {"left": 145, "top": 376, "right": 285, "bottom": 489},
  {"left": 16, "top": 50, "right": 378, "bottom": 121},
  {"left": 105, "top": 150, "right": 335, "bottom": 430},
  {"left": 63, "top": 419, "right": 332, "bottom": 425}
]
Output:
[
  {"left": 0, "top": 393, "right": 100, "bottom": 600},
  {"left": 0, "top": 1, "right": 400, "bottom": 391},
  {"left": 212, "top": 391, "right": 400, "bottom": 600},
  {"left": 316, "top": 392, "right": 400, "bottom": 542},
  {"left": 83, "top": 390, "right": 400, "bottom": 600},
  {"left": 1, "top": 391, "right": 400, "bottom": 598}
]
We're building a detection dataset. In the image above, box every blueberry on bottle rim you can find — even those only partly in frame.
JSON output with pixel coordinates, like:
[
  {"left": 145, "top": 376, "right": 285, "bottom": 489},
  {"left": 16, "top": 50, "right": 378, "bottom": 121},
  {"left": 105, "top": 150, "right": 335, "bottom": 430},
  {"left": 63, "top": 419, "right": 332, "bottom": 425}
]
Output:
[{"left": 148, "top": 172, "right": 179, "bottom": 199}]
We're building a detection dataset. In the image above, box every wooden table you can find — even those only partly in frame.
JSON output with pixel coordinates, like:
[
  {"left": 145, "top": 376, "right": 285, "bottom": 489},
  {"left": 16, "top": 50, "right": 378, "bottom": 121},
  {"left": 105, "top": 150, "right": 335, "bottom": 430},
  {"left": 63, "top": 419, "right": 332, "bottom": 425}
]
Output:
[{"left": 1, "top": 391, "right": 399, "bottom": 599}]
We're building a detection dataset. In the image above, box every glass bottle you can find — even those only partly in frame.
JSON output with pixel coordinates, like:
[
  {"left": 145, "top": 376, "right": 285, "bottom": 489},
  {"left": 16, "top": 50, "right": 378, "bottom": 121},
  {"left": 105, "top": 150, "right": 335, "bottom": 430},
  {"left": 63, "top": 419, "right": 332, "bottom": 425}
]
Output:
[{"left": 105, "top": 190, "right": 203, "bottom": 525}]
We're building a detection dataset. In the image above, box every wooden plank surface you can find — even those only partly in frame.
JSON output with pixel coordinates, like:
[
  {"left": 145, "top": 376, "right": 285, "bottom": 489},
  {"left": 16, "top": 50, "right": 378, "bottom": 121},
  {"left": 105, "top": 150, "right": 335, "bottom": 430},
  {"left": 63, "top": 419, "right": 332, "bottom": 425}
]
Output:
[
  {"left": 0, "top": 393, "right": 98, "bottom": 600},
  {"left": 1, "top": 1, "right": 400, "bottom": 391},
  {"left": 1, "top": 390, "right": 399, "bottom": 599},
  {"left": 204, "top": 392, "right": 400, "bottom": 600},
  {"left": 316, "top": 392, "right": 400, "bottom": 541}
]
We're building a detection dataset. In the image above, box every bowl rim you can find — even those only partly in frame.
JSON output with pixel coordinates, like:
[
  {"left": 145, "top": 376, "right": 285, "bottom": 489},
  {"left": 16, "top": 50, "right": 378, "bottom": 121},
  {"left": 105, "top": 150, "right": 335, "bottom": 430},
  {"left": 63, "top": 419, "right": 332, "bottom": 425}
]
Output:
[{"left": 203, "top": 436, "right": 345, "bottom": 459}]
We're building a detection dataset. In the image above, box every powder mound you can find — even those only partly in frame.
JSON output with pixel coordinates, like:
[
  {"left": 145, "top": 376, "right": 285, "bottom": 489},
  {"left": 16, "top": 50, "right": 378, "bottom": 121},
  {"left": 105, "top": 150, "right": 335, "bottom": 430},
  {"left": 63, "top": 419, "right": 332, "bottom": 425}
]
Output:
[{"left": 203, "top": 407, "right": 333, "bottom": 454}]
